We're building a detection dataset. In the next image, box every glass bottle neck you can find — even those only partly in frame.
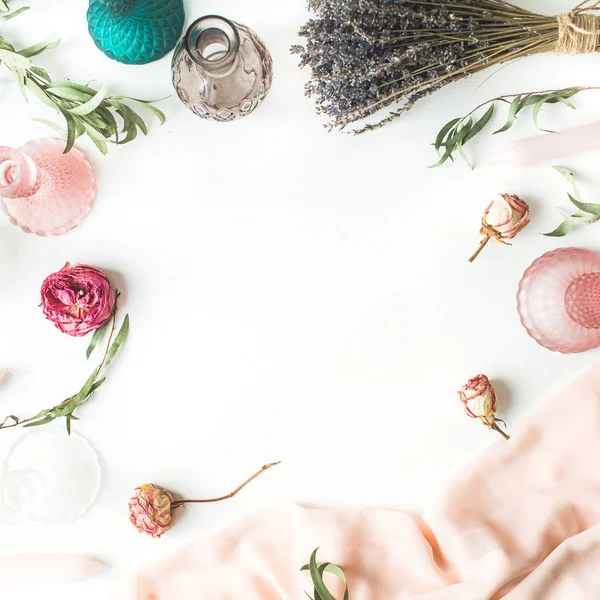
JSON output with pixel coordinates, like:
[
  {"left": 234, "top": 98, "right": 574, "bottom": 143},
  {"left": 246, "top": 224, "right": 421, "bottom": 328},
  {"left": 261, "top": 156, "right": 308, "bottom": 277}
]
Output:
[
  {"left": 0, "top": 147, "right": 40, "bottom": 199},
  {"left": 184, "top": 15, "right": 240, "bottom": 76}
]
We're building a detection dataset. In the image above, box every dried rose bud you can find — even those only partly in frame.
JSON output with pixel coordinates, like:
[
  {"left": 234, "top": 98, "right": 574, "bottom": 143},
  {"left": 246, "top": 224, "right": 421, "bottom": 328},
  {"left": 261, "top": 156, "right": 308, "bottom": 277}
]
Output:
[
  {"left": 40, "top": 263, "right": 115, "bottom": 337},
  {"left": 129, "top": 484, "right": 174, "bottom": 538},
  {"left": 458, "top": 375, "right": 510, "bottom": 440},
  {"left": 129, "top": 462, "right": 280, "bottom": 538},
  {"left": 469, "top": 194, "right": 530, "bottom": 262}
]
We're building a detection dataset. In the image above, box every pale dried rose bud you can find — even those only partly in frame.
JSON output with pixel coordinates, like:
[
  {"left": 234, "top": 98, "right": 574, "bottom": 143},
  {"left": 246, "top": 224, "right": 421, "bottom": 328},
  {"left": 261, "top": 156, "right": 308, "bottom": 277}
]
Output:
[
  {"left": 469, "top": 194, "right": 530, "bottom": 262},
  {"left": 128, "top": 484, "right": 173, "bottom": 538},
  {"left": 458, "top": 374, "right": 509, "bottom": 440}
]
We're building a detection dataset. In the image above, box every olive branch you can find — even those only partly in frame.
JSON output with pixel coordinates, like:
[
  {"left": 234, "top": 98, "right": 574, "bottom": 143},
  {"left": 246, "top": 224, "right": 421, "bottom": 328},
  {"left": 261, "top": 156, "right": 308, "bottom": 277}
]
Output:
[
  {"left": 0, "top": 292, "right": 129, "bottom": 434},
  {"left": 0, "top": 7, "right": 165, "bottom": 154}
]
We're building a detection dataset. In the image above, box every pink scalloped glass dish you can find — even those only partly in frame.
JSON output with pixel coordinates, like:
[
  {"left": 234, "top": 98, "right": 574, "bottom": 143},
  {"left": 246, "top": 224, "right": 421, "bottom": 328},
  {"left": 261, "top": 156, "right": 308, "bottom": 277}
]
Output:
[
  {"left": 517, "top": 248, "right": 600, "bottom": 353},
  {"left": 0, "top": 139, "right": 95, "bottom": 236}
]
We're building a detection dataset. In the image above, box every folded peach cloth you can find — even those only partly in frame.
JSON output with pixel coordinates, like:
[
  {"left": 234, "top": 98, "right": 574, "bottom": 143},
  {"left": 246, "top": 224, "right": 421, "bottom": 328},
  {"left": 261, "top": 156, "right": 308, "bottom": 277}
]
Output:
[{"left": 114, "top": 366, "right": 600, "bottom": 599}]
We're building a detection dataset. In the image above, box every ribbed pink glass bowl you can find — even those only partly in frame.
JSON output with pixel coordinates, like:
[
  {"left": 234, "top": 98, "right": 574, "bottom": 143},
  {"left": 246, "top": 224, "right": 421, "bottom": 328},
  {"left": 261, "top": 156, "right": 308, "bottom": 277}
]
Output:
[{"left": 517, "top": 248, "right": 600, "bottom": 353}]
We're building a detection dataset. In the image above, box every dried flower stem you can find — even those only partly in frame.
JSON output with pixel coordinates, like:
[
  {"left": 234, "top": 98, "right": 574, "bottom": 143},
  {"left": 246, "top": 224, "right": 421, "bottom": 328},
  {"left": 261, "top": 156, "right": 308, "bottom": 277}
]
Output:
[
  {"left": 171, "top": 462, "right": 281, "bottom": 509},
  {"left": 492, "top": 420, "right": 510, "bottom": 440},
  {"left": 469, "top": 236, "right": 490, "bottom": 263}
]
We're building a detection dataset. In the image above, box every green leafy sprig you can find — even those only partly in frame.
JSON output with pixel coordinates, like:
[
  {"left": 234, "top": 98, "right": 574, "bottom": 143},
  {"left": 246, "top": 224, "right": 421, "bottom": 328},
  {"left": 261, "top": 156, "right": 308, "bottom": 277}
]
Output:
[
  {"left": 0, "top": 292, "right": 129, "bottom": 434},
  {"left": 431, "top": 87, "right": 597, "bottom": 169},
  {"left": 544, "top": 167, "right": 600, "bottom": 237},
  {"left": 301, "top": 548, "right": 349, "bottom": 600},
  {"left": 0, "top": 32, "right": 165, "bottom": 154}
]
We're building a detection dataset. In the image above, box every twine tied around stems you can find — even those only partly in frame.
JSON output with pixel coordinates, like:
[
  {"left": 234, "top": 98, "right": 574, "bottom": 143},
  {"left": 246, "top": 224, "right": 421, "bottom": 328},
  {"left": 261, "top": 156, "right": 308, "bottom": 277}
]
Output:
[{"left": 557, "top": 1, "right": 600, "bottom": 54}]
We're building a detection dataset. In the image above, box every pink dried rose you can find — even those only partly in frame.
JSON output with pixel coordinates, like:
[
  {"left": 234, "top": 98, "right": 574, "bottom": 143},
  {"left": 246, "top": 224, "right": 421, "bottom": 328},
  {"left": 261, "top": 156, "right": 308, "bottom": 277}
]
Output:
[
  {"left": 40, "top": 263, "right": 115, "bottom": 337},
  {"left": 129, "top": 462, "right": 280, "bottom": 538},
  {"left": 458, "top": 374, "right": 510, "bottom": 440},
  {"left": 129, "top": 484, "right": 174, "bottom": 538},
  {"left": 469, "top": 193, "right": 530, "bottom": 262}
]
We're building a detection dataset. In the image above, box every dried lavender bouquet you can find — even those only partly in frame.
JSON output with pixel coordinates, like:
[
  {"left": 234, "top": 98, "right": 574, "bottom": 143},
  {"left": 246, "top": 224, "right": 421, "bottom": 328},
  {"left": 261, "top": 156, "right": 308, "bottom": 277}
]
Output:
[{"left": 293, "top": 0, "right": 600, "bottom": 132}]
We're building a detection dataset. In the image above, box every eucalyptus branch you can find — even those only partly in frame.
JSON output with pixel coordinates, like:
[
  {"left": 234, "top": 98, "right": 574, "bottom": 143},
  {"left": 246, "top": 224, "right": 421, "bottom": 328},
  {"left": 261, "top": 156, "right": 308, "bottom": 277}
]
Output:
[
  {"left": 301, "top": 549, "right": 349, "bottom": 600},
  {"left": 0, "top": 31, "right": 165, "bottom": 154},
  {"left": 0, "top": 291, "right": 130, "bottom": 434},
  {"left": 431, "top": 86, "right": 600, "bottom": 168}
]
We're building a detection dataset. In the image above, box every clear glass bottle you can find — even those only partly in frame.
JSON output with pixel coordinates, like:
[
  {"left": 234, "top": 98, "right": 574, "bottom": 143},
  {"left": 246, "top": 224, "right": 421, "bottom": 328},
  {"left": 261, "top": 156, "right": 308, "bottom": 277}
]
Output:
[
  {"left": 171, "top": 15, "right": 273, "bottom": 121},
  {"left": 0, "top": 139, "right": 95, "bottom": 236}
]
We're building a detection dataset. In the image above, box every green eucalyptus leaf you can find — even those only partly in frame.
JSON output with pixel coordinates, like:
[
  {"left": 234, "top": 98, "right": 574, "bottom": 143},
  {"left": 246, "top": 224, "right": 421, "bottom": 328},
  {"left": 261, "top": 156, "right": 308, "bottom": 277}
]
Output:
[
  {"left": 32, "top": 118, "right": 67, "bottom": 137},
  {"left": 0, "top": 415, "right": 19, "bottom": 427},
  {"left": 494, "top": 95, "right": 520, "bottom": 134},
  {"left": 0, "top": 48, "right": 32, "bottom": 70},
  {"left": 434, "top": 117, "right": 460, "bottom": 151},
  {"left": 86, "top": 320, "right": 110, "bottom": 359},
  {"left": 103, "top": 314, "right": 129, "bottom": 370},
  {"left": 553, "top": 166, "right": 582, "bottom": 200},
  {"left": 440, "top": 117, "right": 473, "bottom": 148},
  {"left": 82, "top": 122, "right": 108, "bottom": 154},
  {"left": 461, "top": 104, "right": 494, "bottom": 145},
  {"left": 3, "top": 6, "right": 30, "bottom": 20},
  {"left": 29, "top": 65, "right": 51, "bottom": 82},
  {"left": 123, "top": 98, "right": 167, "bottom": 125},
  {"left": 0, "top": 0, "right": 9, "bottom": 13},
  {"left": 533, "top": 95, "right": 557, "bottom": 133},
  {"left": 70, "top": 82, "right": 110, "bottom": 116},
  {"left": 567, "top": 193, "right": 600, "bottom": 216},
  {"left": 47, "top": 80, "right": 98, "bottom": 95},
  {"left": 25, "top": 78, "right": 60, "bottom": 110},
  {"left": 428, "top": 146, "right": 453, "bottom": 168},
  {"left": 23, "top": 414, "right": 57, "bottom": 428},
  {"left": 18, "top": 36, "right": 60, "bottom": 58},
  {"left": 13, "top": 66, "right": 28, "bottom": 102},
  {"left": 46, "top": 85, "right": 94, "bottom": 103}
]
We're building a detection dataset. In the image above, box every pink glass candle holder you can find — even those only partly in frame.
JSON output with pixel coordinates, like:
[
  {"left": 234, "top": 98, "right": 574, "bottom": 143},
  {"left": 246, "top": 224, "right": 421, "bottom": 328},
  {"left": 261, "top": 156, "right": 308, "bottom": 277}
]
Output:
[
  {"left": 517, "top": 248, "right": 600, "bottom": 353},
  {"left": 0, "top": 139, "right": 95, "bottom": 236}
]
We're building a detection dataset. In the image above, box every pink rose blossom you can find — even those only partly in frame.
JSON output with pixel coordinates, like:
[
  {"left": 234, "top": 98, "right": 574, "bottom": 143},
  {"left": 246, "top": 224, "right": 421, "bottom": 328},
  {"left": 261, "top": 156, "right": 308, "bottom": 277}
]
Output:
[
  {"left": 458, "top": 374, "right": 510, "bottom": 440},
  {"left": 129, "top": 484, "right": 173, "bottom": 538},
  {"left": 469, "top": 193, "right": 530, "bottom": 262},
  {"left": 40, "top": 263, "right": 115, "bottom": 337}
]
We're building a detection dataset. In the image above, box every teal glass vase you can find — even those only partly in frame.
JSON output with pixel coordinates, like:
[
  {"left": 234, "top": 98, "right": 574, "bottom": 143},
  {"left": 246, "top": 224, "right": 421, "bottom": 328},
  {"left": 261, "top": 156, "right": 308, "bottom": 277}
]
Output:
[{"left": 87, "top": 0, "right": 185, "bottom": 65}]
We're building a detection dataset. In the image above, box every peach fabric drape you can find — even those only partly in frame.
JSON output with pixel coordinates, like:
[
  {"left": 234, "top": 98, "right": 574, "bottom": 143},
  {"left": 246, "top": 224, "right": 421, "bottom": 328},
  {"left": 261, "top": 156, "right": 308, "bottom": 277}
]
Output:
[{"left": 114, "top": 366, "right": 600, "bottom": 599}]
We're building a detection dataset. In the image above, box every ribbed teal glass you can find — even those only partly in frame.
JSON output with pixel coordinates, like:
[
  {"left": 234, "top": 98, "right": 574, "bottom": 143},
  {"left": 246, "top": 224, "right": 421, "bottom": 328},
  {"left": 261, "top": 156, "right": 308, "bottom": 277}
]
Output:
[{"left": 87, "top": 0, "right": 185, "bottom": 65}]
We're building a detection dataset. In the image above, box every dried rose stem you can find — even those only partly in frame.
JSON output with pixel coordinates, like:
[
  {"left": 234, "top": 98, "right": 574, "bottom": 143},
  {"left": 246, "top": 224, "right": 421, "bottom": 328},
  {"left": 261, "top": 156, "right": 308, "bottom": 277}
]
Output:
[
  {"left": 171, "top": 462, "right": 281, "bottom": 509},
  {"left": 469, "top": 236, "right": 490, "bottom": 263},
  {"left": 492, "top": 421, "right": 510, "bottom": 441}
]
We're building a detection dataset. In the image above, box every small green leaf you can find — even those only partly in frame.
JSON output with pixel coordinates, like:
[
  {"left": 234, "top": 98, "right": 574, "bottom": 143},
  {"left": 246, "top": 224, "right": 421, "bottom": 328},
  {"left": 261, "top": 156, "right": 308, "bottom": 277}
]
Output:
[
  {"left": 2, "top": 6, "right": 30, "bottom": 20},
  {"left": 0, "top": 415, "right": 19, "bottom": 427},
  {"left": 103, "top": 314, "right": 129, "bottom": 370},
  {"left": 70, "top": 82, "right": 110, "bottom": 116},
  {"left": 32, "top": 118, "right": 67, "bottom": 137},
  {"left": 567, "top": 193, "right": 600, "bottom": 216},
  {"left": 428, "top": 146, "right": 453, "bottom": 168},
  {"left": 18, "top": 36, "right": 60, "bottom": 58},
  {"left": 494, "top": 95, "right": 520, "bottom": 134},
  {"left": 440, "top": 117, "right": 473, "bottom": 148},
  {"left": 434, "top": 117, "right": 460, "bottom": 151},
  {"left": 29, "top": 65, "right": 51, "bottom": 82},
  {"left": 533, "top": 95, "right": 557, "bottom": 133},
  {"left": 86, "top": 320, "right": 110, "bottom": 359},
  {"left": 23, "top": 414, "right": 57, "bottom": 428},
  {"left": 124, "top": 98, "right": 167, "bottom": 125},
  {"left": 25, "top": 78, "right": 59, "bottom": 110},
  {"left": 462, "top": 104, "right": 494, "bottom": 145}
]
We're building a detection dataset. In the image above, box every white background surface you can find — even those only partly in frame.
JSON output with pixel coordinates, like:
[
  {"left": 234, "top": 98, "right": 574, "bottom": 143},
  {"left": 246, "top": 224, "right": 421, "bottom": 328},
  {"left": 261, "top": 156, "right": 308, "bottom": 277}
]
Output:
[{"left": 2, "top": 0, "right": 600, "bottom": 598}]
